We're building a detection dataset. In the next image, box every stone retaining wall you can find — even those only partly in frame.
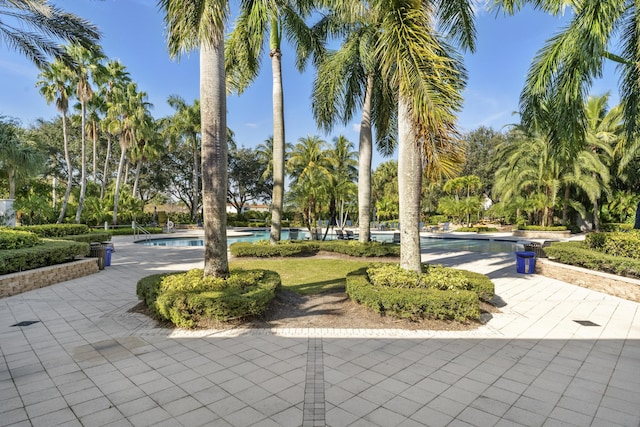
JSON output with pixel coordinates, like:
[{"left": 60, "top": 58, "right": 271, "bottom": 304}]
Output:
[
  {"left": 536, "top": 258, "right": 640, "bottom": 303},
  {"left": 512, "top": 230, "right": 572, "bottom": 240},
  {"left": 0, "top": 258, "right": 99, "bottom": 298}
]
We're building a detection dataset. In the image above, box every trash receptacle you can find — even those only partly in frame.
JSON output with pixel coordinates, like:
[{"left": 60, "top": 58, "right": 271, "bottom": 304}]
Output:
[
  {"left": 105, "top": 245, "right": 113, "bottom": 267},
  {"left": 515, "top": 251, "right": 536, "bottom": 274},
  {"left": 523, "top": 242, "right": 546, "bottom": 258},
  {"left": 89, "top": 242, "right": 106, "bottom": 270}
]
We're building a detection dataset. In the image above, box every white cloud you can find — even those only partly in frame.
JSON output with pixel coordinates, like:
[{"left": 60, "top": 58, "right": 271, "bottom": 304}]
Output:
[{"left": 352, "top": 123, "right": 361, "bottom": 133}]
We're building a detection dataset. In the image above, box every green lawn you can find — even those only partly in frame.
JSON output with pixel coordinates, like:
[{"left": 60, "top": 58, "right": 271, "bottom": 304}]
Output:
[{"left": 229, "top": 258, "right": 376, "bottom": 295}]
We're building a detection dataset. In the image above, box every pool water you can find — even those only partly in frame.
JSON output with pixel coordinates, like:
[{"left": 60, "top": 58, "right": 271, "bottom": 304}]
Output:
[{"left": 138, "top": 230, "right": 519, "bottom": 254}]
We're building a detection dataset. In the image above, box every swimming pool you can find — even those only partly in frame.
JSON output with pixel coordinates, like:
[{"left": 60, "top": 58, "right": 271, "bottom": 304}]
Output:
[{"left": 138, "top": 230, "right": 520, "bottom": 253}]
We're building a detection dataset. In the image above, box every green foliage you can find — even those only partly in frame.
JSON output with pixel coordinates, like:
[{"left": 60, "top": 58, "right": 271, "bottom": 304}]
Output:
[
  {"left": 544, "top": 242, "right": 640, "bottom": 279},
  {"left": 230, "top": 240, "right": 400, "bottom": 258},
  {"left": 0, "top": 239, "right": 89, "bottom": 274},
  {"left": 600, "top": 223, "right": 634, "bottom": 232},
  {"left": 137, "top": 269, "right": 281, "bottom": 328},
  {"left": 18, "top": 224, "right": 90, "bottom": 237},
  {"left": 107, "top": 227, "right": 163, "bottom": 236},
  {"left": 515, "top": 225, "right": 568, "bottom": 231},
  {"left": 61, "top": 232, "right": 111, "bottom": 244},
  {"left": 584, "top": 231, "right": 640, "bottom": 259},
  {"left": 346, "top": 267, "right": 481, "bottom": 322},
  {"left": 428, "top": 215, "right": 448, "bottom": 225},
  {"left": 455, "top": 226, "right": 499, "bottom": 233},
  {"left": 0, "top": 229, "right": 40, "bottom": 250}
]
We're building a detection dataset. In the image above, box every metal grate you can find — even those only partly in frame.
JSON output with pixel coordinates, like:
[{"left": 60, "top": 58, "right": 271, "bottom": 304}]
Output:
[
  {"left": 573, "top": 320, "right": 600, "bottom": 327},
  {"left": 11, "top": 320, "right": 40, "bottom": 327}
]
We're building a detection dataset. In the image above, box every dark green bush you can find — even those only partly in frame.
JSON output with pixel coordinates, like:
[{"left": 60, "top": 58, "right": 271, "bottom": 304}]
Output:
[
  {"left": 18, "top": 224, "right": 90, "bottom": 237},
  {"left": 455, "top": 226, "right": 499, "bottom": 233},
  {"left": 136, "top": 269, "right": 281, "bottom": 328},
  {"left": 0, "top": 239, "right": 89, "bottom": 274},
  {"left": 0, "top": 229, "right": 40, "bottom": 250},
  {"left": 515, "top": 225, "right": 568, "bottom": 231},
  {"left": 544, "top": 241, "right": 640, "bottom": 279},
  {"left": 107, "top": 227, "right": 163, "bottom": 236},
  {"left": 61, "top": 232, "right": 111, "bottom": 244},
  {"left": 584, "top": 231, "right": 640, "bottom": 259},
  {"left": 601, "top": 223, "right": 634, "bottom": 232},
  {"left": 346, "top": 267, "right": 480, "bottom": 322},
  {"left": 230, "top": 240, "right": 400, "bottom": 258}
]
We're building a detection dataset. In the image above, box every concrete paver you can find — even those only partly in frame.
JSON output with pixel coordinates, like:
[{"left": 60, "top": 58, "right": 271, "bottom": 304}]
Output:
[{"left": 1, "top": 232, "right": 639, "bottom": 426}]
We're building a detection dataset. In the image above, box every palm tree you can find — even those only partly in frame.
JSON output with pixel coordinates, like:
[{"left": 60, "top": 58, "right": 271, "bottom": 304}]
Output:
[
  {"left": 226, "top": 0, "right": 316, "bottom": 244},
  {"left": 130, "top": 114, "right": 162, "bottom": 200},
  {"left": 67, "top": 44, "right": 106, "bottom": 223},
  {"left": 0, "top": 0, "right": 100, "bottom": 68},
  {"left": 492, "top": 1, "right": 640, "bottom": 148},
  {"left": 325, "top": 135, "right": 358, "bottom": 234},
  {"left": 287, "top": 135, "right": 331, "bottom": 237},
  {"left": 373, "top": 0, "right": 475, "bottom": 271},
  {"left": 37, "top": 59, "right": 74, "bottom": 223},
  {"left": 0, "top": 118, "right": 45, "bottom": 198},
  {"left": 165, "top": 95, "right": 201, "bottom": 220},
  {"left": 159, "top": 0, "right": 230, "bottom": 278},
  {"left": 311, "top": 5, "right": 396, "bottom": 243}
]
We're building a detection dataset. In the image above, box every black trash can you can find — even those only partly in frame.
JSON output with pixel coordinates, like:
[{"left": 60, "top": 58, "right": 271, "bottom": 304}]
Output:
[
  {"left": 515, "top": 251, "right": 536, "bottom": 274},
  {"left": 89, "top": 242, "right": 106, "bottom": 270},
  {"left": 523, "top": 242, "right": 546, "bottom": 258}
]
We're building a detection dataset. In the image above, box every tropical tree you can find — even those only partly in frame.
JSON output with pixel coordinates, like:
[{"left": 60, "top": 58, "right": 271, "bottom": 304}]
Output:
[
  {"left": 287, "top": 135, "right": 331, "bottom": 237},
  {"left": 0, "top": 0, "right": 100, "bottom": 68},
  {"left": 130, "top": 114, "right": 163, "bottom": 200},
  {"left": 226, "top": 0, "right": 316, "bottom": 244},
  {"left": 159, "top": 0, "right": 230, "bottom": 278},
  {"left": 492, "top": 1, "right": 640, "bottom": 151},
  {"left": 0, "top": 118, "right": 45, "bottom": 198},
  {"left": 165, "top": 95, "right": 201, "bottom": 220},
  {"left": 324, "top": 135, "right": 358, "bottom": 235},
  {"left": 227, "top": 146, "right": 272, "bottom": 215},
  {"left": 37, "top": 58, "right": 74, "bottom": 223},
  {"left": 374, "top": 0, "right": 474, "bottom": 271},
  {"left": 311, "top": 3, "right": 396, "bottom": 243},
  {"left": 67, "top": 44, "right": 106, "bottom": 223}
]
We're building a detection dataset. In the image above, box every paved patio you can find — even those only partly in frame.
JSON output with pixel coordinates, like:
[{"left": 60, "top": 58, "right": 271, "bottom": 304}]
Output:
[{"left": 1, "top": 233, "right": 639, "bottom": 426}]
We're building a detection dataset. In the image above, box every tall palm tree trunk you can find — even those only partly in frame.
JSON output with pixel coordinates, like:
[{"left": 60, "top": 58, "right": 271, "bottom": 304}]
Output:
[
  {"left": 75, "top": 102, "right": 87, "bottom": 223},
  {"left": 192, "top": 142, "right": 199, "bottom": 220},
  {"left": 58, "top": 114, "right": 73, "bottom": 223},
  {"left": 562, "top": 184, "right": 570, "bottom": 225},
  {"left": 132, "top": 158, "right": 142, "bottom": 197},
  {"left": 92, "top": 120, "right": 98, "bottom": 183},
  {"left": 101, "top": 133, "right": 112, "bottom": 199},
  {"left": 270, "top": 45, "right": 285, "bottom": 244},
  {"left": 592, "top": 172, "right": 600, "bottom": 231},
  {"left": 398, "top": 98, "right": 422, "bottom": 272},
  {"left": 358, "top": 74, "right": 374, "bottom": 243},
  {"left": 200, "top": 42, "right": 229, "bottom": 278},
  {"left": 112, "top": 139, "right": 126, "bottom": 224}
]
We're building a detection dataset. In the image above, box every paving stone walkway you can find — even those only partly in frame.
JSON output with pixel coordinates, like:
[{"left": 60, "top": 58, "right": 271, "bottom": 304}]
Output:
[{"left": 1, "top": 233, "right": 639, "bottom": 426}]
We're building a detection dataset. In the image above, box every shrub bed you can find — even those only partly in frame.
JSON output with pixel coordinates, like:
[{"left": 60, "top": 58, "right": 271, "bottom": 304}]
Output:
[
  {"left": 18, "top": 224, "right": 90, "bottom": 237},
  {"left": 584, "top": 231, "right": 640, "bottom": 259},
  {"left": 107, "top": 227, "right": 164, "bottom": 236},
  {"left": 230, "top": 240, "right": 399, "bottom": 258},
  {"left": 455, "top": 227, "right": 499, "bottom": 233},
  {"left": 0, "top": 229, "right": 40, "bottom": 249},
  {"left": 515, "top": 225, "right": 567, "bottom": 231},
  {"left": 0, "top": 239, "right": 89, "bottom": 275},
  {"left": 544, "top": 241, "right": 640, "bottom": 279},
  {"left": 61, "top": 232, "right": 112, "bottom": 244},
  {"left": 346, "top": 263, "right": 494, "bottom": 322},
  {"left": 136, "top": 268, "right": 281, "bottom": 328}
]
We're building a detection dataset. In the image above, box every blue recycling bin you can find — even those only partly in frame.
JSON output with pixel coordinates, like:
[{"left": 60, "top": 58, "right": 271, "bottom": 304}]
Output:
[
  {"left": 105, "top": 245, "right": 113, "bottom": 267},
  {"left": 515, "top": 251, "right": 536, "bottom": 274}
]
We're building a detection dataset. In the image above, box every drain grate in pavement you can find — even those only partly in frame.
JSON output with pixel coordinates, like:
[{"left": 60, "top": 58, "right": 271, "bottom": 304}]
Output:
[
  {"left": 574, "top": 320, "right": 600, "bottom": 327},
  {"left": 303, "top": 337, "right": 325, "bottom": 427},
  {"left": 11, "top": 320, "right": 40, "bottom": 327}
]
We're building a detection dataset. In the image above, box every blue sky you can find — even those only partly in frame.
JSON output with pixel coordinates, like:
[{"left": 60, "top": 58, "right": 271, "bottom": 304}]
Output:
[{"left": 1, "top": 0, "right": 620, "bottom": 167}]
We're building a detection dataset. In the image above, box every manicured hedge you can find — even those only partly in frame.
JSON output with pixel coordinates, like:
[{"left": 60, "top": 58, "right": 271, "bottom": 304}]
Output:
[
  {"left": 136, "top": 269, "right": 281, "bottom": 328},
  {"left": 61, "top": 232, "right": 112, "bottom": 244},
  {"left": 107, "top": 227, "right": 164, "bottom": 236},
  {"left": 544, "top": 241, "right": 640, "bottom": 279},
  {"left": 18, "top": 224, "right": 91, "bottom": 237},
  {"left": 230, "top": 240, "right": 400, "bottom": 258},
  {"left": 584, "top": 231, "right": 640, "bottom": 259},
  {"left": 345, "top": 263, "right": 494, "bottom": 322},
  {"left": 515, "top": 225, "right": 568, "bottom": 231},
  {"left": 0, "top": 229, "right": 40, "bottom": 250},
  {"left": 455, "top": 226, "right": 499, "bottom": 233},
  {"left": 0, "top": 239, "right": 89, "bottom": 274},
  {"left": 346, "top": 267, "right": 480, "bottom": 322}
]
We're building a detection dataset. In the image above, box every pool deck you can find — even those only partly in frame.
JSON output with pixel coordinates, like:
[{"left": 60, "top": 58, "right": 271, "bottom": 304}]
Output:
[{"left": 1, "top": 232, "right": 638, "bottom": 426}]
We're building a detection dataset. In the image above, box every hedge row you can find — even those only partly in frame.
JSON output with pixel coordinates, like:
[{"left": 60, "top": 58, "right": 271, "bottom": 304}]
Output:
[
  {"left": 455, "top": 227, "right": 499, "bottom": 233},
  {"left": 515, "top": 225, "right": 568, "bottom": 231},
  {"left": 0, "top": 229, "right": 40, "bottom": 250},
  {"left": 230, "top": 240, "right": 400, "bottom": 258},
  {"left": 61, "top": 232, "right": 112, "bottom": 244},
  {"left": 107, "top": 227, "right": 164, "bottom": 236},
  {"left": 18, "top": 224, "right": 90, "bottom": 237},
  {"left": 544, "top": 241, "right": 640, "bottom": 279},
  {"left": 0, "top": 239, "right": 89, "bottom": 274},
  {"left": 584, "top": 231, "right": 640, "bottom": 259},
  {"left": 136, "top": 269, "right": 281, "bottom": 328},
  {"left": 346, "top": 267, "right": 481, "bottom": 322}
]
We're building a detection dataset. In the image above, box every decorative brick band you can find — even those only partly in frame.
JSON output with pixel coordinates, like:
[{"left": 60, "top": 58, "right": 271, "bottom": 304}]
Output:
[{"left": 0, "top": 258, "right": 100, "bottom": 298}]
